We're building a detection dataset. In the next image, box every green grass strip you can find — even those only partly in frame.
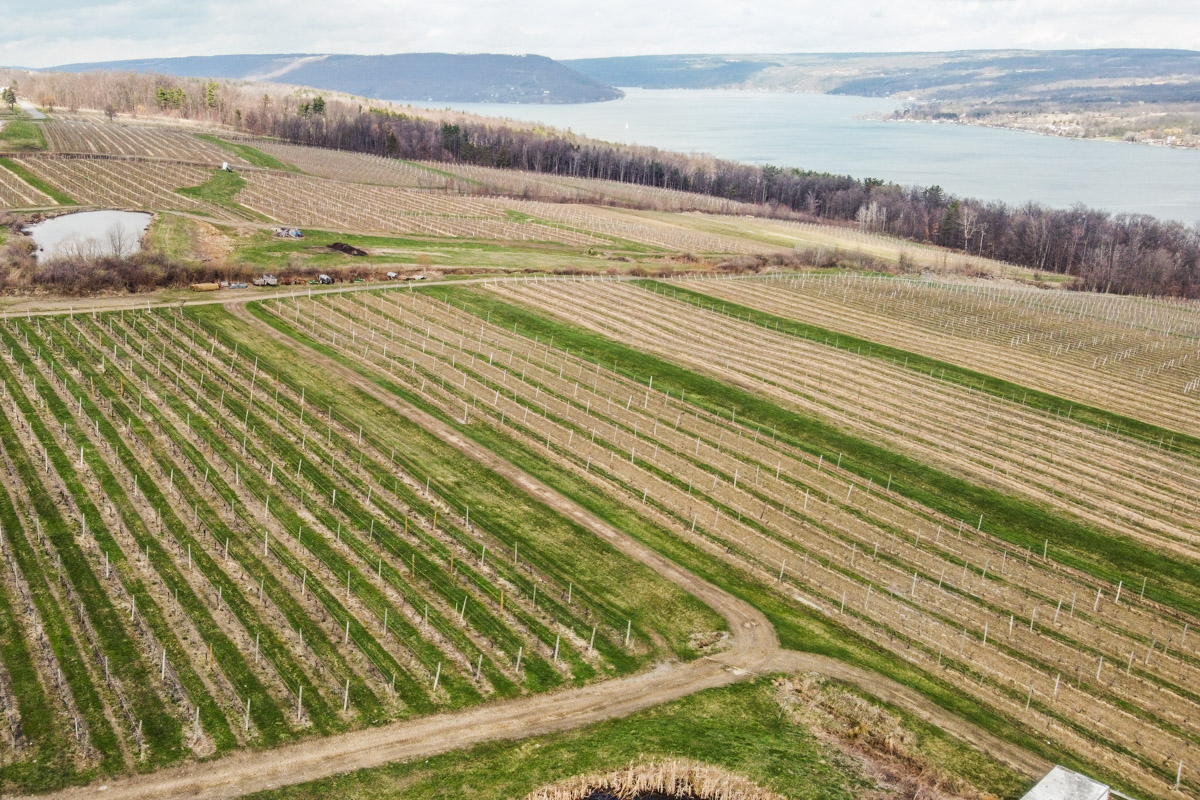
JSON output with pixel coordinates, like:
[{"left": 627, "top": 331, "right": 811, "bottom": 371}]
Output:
[
  {"left": 195, "top": 134, "right": 299, "bottom": 172},
  {"left": 0, "top": 120, "right": 46, "bottom": 152},
  {"left": 426, "top": 285, "right": 1200, "bottom": 621},
  {"left": 247, "top": 677, "right": 1029, "bottom": 800},
  {"left": 403, "top": 160, "right": 482, "bottom": 185},
  {"left": 177, "top": 169, "right": 270, "bottom": 221},
  {"left": 640, "top": 278, "right": 1200, "bottom": 458},
  {"left": 0, "top": 156, "right": 76, "bottom": 204}
]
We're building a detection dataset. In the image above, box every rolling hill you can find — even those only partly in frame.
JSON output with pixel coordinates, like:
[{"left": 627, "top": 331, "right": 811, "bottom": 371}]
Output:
[
  {"left": 47, "top": 52, "right": 623, "bottom": 104},
  {"left": 565, "top": 49, "right": 1200, "bottom": 103}
]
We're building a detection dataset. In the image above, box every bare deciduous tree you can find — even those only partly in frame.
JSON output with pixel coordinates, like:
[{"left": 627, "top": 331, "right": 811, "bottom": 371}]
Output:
[{"left": 106, "top": 222, "right": 132, "bottom": 258}]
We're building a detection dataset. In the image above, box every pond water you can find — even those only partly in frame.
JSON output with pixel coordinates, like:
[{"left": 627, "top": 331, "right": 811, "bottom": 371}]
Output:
[
  {"left": 394, "top": 89, "right": 1200, "bottom": 223},
  {"left": 25, "top": 210, "right": 152, "bottom": 262}
]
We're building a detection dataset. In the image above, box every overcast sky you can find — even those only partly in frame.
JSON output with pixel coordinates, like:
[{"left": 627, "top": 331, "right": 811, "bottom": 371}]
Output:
[{"left": 4, "top": 0, "right": 1198, "bottom": 68}]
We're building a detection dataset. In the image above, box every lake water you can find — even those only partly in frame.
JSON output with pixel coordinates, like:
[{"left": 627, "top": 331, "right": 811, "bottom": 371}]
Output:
[
  {"left": 25, "top": 210, "right": 152, "bottom": 261},
  {"left": 396, "top": 89, "right": 1200, "bottom": 223}
]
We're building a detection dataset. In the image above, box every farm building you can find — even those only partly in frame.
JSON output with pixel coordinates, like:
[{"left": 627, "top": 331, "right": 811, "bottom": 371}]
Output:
[{"left": 1021, "top": 766, "right": 1110, "bottom": 800}]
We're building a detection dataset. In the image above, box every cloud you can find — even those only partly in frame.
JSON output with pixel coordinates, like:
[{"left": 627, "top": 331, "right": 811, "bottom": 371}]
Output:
[{"left": 2, "top": 0, "right": 1197, "bottom": 68}]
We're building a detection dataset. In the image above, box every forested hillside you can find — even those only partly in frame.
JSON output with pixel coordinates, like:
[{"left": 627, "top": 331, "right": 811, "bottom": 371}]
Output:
[{"left": 46, "top": 53, "right": 622, "bottom": 104}]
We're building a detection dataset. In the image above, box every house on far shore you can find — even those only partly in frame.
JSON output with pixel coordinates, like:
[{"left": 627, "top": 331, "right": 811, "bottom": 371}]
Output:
[{"left": 1022, "top": 766, "right": 1129, "bottom": 800}]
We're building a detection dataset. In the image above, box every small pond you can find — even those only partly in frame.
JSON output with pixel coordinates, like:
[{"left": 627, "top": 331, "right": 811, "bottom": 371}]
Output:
[{"left": 24, "top": 210, "right": 152, "bottom": 262}]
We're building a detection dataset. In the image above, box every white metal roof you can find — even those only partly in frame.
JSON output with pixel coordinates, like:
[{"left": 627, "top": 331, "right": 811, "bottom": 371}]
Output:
[{"left": 1022, "top": 766, "right": 1110, "bottom": 800}]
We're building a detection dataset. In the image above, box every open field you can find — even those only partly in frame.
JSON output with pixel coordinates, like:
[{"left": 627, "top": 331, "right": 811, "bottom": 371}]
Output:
[
  {"left": 0, "top": 120, "right": 47, "bottom": 153},
  {"left": 425, "top": 160, "right": 767, "bottom": 215}
]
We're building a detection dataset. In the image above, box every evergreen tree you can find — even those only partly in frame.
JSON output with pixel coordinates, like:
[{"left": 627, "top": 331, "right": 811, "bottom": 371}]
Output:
[{"left": 938, "top": 199, "right": 963, "bottom": 248}]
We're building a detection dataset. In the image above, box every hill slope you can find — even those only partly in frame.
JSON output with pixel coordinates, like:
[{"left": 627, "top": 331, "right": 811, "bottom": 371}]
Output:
[
  {"left": 565, "top": 49, "right": 1200, "bottom": 103},
  {"left": 48, "top": 52, "right": 623, "bottom": 104}
]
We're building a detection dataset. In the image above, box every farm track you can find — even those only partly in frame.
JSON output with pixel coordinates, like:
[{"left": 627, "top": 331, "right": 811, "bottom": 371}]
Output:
[
  {"left": 13, "top": 300, "right": 1047, "bottom": 800},
  {"left": 270, "top": 287, "right": 1196, "bottom": 794}
]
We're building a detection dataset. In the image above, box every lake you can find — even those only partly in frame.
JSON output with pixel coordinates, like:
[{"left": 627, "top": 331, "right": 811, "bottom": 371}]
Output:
[
  {"left": 25, "top": 210, "right": 152, "bottom": 261},
  {"left": 395, "top": 89, "right": 1200, "bottom": 223}
]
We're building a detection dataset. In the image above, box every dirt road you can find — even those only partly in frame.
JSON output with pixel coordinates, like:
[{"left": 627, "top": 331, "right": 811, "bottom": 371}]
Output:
[
  {"left": 16, "top": 99, "right": 46, "bottom": 120},
  {"left": 9, "top": 297, "right": 1046, "bottom": 800}
]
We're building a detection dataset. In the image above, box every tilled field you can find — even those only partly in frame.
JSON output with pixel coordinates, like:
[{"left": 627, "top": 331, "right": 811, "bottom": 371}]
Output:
[
  {"left": 234, "top": 171, "right": 609, "bottom": 246},
  {"left": 229, "top": 142, "right": 458, "bottom": 190}
]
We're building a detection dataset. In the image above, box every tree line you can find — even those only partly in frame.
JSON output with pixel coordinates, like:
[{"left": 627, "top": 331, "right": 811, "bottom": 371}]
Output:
[
  {"left": 6, "top": 68, "right": 1199, "bottom": 297},
  {"left": 262, "top": 109, "right": 1200, "bottom": 297}
]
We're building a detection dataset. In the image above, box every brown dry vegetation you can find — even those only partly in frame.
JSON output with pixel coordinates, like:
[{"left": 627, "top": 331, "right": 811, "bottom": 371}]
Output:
[
  {"left": 775, "top": 675, "right": 994, "bottom": 800},
  {"left": 523, "top": 758, "right": 787, "bottom": 800}
]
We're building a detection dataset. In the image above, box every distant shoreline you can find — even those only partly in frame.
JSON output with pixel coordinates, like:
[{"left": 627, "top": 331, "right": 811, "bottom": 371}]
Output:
[{"left": 874, "top": 112, "right": 1200, "bottom": 151}]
